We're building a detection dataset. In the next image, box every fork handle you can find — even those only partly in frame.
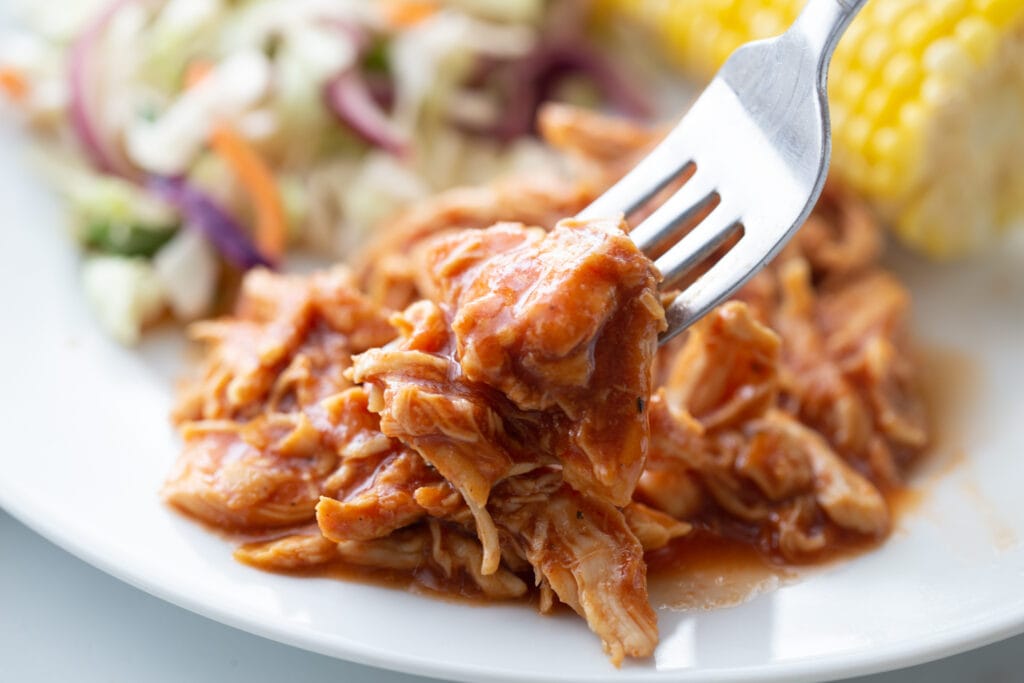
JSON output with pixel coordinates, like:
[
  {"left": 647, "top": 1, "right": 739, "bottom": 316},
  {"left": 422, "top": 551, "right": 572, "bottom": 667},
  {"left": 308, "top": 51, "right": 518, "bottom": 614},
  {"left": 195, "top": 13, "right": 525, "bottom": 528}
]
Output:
[{"left": 792, "top": 0, "right": 868, "bottom": 85}]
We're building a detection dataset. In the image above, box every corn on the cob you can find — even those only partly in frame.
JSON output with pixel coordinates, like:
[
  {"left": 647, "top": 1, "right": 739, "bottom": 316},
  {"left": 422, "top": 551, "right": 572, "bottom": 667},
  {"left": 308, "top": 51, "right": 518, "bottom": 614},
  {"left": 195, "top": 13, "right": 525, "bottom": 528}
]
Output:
[{"left": 601, "top": 0, "right": 1024, "bottom": 258}]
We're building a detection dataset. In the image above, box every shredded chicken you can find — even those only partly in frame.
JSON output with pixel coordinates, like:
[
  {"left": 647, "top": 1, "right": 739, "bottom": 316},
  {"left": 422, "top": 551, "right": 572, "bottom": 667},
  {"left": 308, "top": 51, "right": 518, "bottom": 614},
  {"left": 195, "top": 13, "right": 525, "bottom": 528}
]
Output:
[
  {"left": 491, "top": 475, "right": 659, "bottom": 665},
  {"left": 165, "top": 104, "right": 928, "bottom": 665},
  {"left": 316, "top": 450, "right": 440, "bottom": 542},
  {"left": 235, "top": 533, "right": 340, "bottom": 570},
  {"left": 423, "top": 218, "right": 665, "bottom": 505},
  {"left": 164, "top": 417, "right": 337, "bottom": 529}
]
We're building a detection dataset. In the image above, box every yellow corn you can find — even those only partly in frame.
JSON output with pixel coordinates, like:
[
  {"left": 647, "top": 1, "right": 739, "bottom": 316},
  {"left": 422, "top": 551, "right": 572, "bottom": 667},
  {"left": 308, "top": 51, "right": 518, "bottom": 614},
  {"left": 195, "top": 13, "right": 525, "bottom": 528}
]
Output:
[{"left": 601, "top": 0, "right": 1024, "bottom": 258}]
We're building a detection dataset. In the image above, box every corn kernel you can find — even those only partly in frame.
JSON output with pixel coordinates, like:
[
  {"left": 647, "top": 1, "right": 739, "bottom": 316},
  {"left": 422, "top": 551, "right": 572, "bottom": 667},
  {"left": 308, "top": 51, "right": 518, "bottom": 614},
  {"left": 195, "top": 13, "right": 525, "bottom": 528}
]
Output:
[
  {"left": 898, "top": 13, "right": 937, "bottom": 51},
  {"left": 870, "top": 126, "right": 899, "bottom": 160},
  {"left": 844, "top": 115, "right": 871, "bottom": 152},
  {"left": 973, "top": 0, "right": 1020, "bottom": 26},
  {"left": 839, "top": 15, "right": 868, "bottom": 55},
  {"left": 931, "top": 0, "right": 972, "bottom": 30},
  {"left": 955, "top": 17, "right": 998, "bottom": 62},
  {"left": 861, "top": 89, "right": 895, "bottom": 124},
  {"left": 923, "top": 38, "right": 973, "bottom": 81},
  {"left": 834, "top": 70, "right": 869, "bottom": 109},
  {"left": 898, "top": 102, "right": 928, "bottom": 132},
  {"left": 872, "top": 0, "right": 913, "bottom": 28},
  {"left": 921, "top": 76, "right": 953, "bottom": 108},
  {"left": 882, "top": 53, "right": 921, "bottom": 93},
  {"left": 858, "top": 33, "right": 891, "bottom": 70}
]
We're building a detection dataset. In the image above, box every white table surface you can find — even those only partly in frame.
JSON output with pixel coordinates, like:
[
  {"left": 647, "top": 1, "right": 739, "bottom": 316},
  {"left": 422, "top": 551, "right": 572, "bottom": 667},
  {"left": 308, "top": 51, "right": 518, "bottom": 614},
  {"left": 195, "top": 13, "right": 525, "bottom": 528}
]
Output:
[{"left": 2, "top": 509, "right": 1020, "bottom": 683}]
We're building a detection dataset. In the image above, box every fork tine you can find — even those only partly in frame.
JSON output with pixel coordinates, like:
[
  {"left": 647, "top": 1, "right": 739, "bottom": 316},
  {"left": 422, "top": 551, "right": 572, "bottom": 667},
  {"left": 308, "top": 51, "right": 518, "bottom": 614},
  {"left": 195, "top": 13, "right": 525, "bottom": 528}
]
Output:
[
  {"left": 575, "top": 129, "right": 693, "bottom": 220},
  {"left": 659, "top": 238, "right": 766, "bottom": 343},
  {"left": 653, "top": 204, "right": 741, "bottom": 287},
  {"left": 629, "top": 172, "right": 718, "bottom": 256}
]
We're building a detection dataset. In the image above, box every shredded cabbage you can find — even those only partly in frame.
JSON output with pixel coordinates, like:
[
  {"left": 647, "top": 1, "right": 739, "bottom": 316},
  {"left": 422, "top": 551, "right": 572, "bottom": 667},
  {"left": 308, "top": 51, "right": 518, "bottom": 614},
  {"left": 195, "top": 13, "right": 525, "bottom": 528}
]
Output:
[
  {"left": 67, "top": 174, "right": 179, "bottom": 255},
  {"left": 1, "top": 0, "right": 649, "bottom": 343},
  {"left": 82, "top": 255, "right": 166, "bottom": 345},
  {"left": 137, "top": 0, "right": 226, "bottom": 91},
  {"left": 126, "top": 49, "right": 271, "bottom": 174},
  {"left": 153, "top": 227, "right": 219, "bottom": 320}
]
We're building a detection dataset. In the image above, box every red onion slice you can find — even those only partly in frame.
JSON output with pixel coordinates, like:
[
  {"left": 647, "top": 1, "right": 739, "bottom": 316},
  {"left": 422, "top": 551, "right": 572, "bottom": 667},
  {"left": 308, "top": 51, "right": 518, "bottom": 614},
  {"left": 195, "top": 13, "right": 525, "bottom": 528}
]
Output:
[
  {"left": 68, "top": 0, "right": 135, "bottom": 177},
  {"left": 147, "top": 176, "right": 272, "bottom": 270},
  {"left": 463, "top": 41, "right": 654, "bottom": 142},
  {"left": 324, "top": 68, "right": 410, "bottom": 157},
  {"left": 538, "top": 44, "right": 654, "bottom": 120}
]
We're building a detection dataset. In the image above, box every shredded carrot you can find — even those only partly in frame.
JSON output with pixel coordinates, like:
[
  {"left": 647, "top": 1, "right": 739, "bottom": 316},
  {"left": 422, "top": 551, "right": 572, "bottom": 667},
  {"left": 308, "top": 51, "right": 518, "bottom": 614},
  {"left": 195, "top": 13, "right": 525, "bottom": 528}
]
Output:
[
  {"left": 183, "top": 58, "right": 287, "bottom": 261},
  {"left": 382, "top": 0, "right": 439, "bottom": 28},
  {"left": 183, "top": 60, "right": 214, "bottom": 89},
  {"left": 208, "top": 124, "right": 288, "bottom": 261},
  {"left": 0, "top": 66, "right": 29, "bottom": 102}
]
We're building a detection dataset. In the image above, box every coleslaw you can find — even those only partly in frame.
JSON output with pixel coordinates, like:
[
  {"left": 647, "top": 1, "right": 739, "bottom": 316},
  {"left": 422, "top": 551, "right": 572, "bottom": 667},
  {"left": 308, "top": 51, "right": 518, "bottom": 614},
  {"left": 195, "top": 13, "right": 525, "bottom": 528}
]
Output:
[{"left": 0, "top": 0, "right": 649, "bottom": 343}]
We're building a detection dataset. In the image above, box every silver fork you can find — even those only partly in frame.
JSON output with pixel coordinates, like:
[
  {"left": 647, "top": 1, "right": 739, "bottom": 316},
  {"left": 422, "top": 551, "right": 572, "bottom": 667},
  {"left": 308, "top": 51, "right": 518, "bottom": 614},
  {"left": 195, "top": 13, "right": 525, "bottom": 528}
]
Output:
[{"left": 578, "top": 0, "right": 867, "bottom": 344}]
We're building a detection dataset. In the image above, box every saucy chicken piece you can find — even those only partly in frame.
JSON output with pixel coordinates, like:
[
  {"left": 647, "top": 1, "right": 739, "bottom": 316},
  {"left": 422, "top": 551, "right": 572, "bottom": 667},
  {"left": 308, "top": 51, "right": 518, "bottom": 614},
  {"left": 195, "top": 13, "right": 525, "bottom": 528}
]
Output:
[
  {"left": 175, "top": 267, "right": 393, "bottom": 422},
  {"left": 235, "top": 533, "right": 340, "bottom": 570},
  {"left": 355, "top": 179, "right": 594, "bottom": 310},
  {"left": 351, "top": 218, "right": 665, "bottom": 656},
  {"left": 818, "top": 271, "right": 927, "bottom": 452},
  {"left": 639, "top": 296, "right": 890, "bottom": 560},
  {"left": 166, "top": 387, "right": 400, "bottom": 530},
  {"left": 623, "top": 502, "right": 692, "bottom": 551},
  {"left": 771, "top": 256, "right": 927, "bottom": 486},
  {"left": 307, "top": 387, "right": 395, "bottom": 466},
  {"left": 773, "top": 258, "right": 875, "bottom": 460},
  {"left": 178, "top": 270, "right": 316, "bottom": 421},
  {"left": 350, "top": 300, "right": 528, "bottom": 575},
  {"left": 637, "top": 384, "right": 717, "bottom": 522},
  {"left": 354, "top": 218, "right": 662, "bottom": 571},
  {"left": 644, "top": 395, "right": 889, "bottom": 560},
  {"left": 163, "top": 417, "right": 336, "bottom": 529},
  {"left": 492, "top": 474, "right": 659, "bottom": 666},
  {"left": 308, "top": 387, "right": 447, "bottom": 543},
  {"left": 167, "top": 271, "right": 395, "bottom": 529},
  {"left": 337, "top": 523, "right": 528, "bottom": 600},
  {"left": 262, "top": 325, "right": 353, "bottom": 413},
  {"left": 423, "top": 218, "right": 665, "bottom": 505},
  {"left": 751, "top": 411, "right": 889, "bottom": 535},
  {"left": 663, "top": 301, "right": 780, "bottom": 431},
  {"left": 236, "top": 525, "right": 528, "bottom": 600},
  {"left": 316, "top": 450, "right": 440, "bottom": 543}
]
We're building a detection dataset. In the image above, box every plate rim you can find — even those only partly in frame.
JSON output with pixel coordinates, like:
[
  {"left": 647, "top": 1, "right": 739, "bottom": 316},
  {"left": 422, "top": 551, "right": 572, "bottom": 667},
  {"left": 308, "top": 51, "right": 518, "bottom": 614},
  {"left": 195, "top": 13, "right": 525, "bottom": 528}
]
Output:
[{"left": 3, "top": 478, "right": 1024, "bottom": 683}]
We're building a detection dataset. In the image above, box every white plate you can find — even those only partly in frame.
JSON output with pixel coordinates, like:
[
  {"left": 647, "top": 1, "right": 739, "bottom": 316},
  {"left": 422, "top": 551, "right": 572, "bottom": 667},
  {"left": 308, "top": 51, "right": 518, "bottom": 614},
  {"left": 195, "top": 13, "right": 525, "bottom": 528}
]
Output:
[{"left": 2, "top": 116, "right": 1024, "bottom": 683}]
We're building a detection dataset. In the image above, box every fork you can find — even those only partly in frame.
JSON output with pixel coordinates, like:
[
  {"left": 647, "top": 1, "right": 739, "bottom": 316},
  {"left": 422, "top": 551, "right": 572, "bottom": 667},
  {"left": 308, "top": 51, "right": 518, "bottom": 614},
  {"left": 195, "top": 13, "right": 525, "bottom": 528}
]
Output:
[{"left": 577, "top": 0, "right": 867, "bottom": 344}]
